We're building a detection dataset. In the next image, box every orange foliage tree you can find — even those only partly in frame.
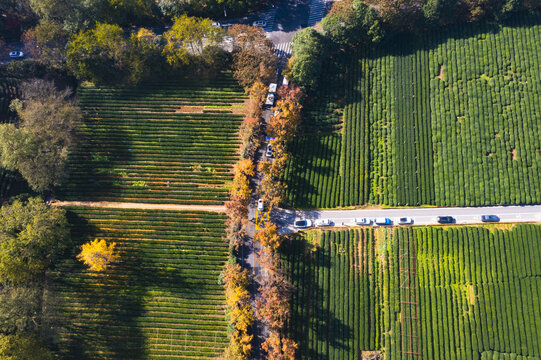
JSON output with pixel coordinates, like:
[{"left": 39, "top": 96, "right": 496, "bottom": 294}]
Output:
[
  {"left": 254, "top": 222, "right": 281, "bottom": 251},
  {"left": 231, "top": 158, "right": 255, "bottom": 202},
  {"left": 262, "top": 332, "right": 297, "bottom": 360},
  {"left": 222, "top": 262, "right": 254, "bottom": 360},
  {"left": 229, "top": 24, "right": 277, "bottom": 88}
]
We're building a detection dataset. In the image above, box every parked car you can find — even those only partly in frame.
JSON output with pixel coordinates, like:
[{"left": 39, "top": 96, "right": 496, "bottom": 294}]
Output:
[
  {"left": 481, "top": 215, "right": 499, "bottom": 222},
  {"left": 437, "top": 216, "right": 455, "bottom": 224},
  {"left": 398, "top": 217, "right": 414, "bottom": 225},
  {"left": 9, "top": 51, "right": 24, "bottom": 58},
  {"left": 266, "top": 143, "right": 273, "bottom": 158},
  {"left": 354, "top": 218, "right": 372, "bottom": 226},
  {"left": 315, "top": 219, "right": 332, "bottom": 227},
  {"left": 294, "top": 219, "right": 312, "bottom": 228},
  {"left": 265, "top": 93, "right": 275, "bottom": 107},
  {"left": 268, "top": 83, "right": 277, "bottom": 93},
  {"left": 252, "top": 20, "right": 267, "bottom": 27},
  {"left": 212, "top": 22, "right": 221, "bottom": 27},
  {"left": 257, "top": 199, "right": 264, "bottom": 211},
  {"left": 375, "top": 217, "right": 392, "bottom": 225}
]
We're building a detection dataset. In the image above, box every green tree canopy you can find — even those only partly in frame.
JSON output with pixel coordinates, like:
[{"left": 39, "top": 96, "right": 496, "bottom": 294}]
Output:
[
  {"left": 0, "top": 333, "right": 52, "bottom": 360},
  {"left": 0, "top": 198, "right": 69, "bottom": 284},
  {"left": 0, "top": 285, "right": 42, "bottom": 334},
  {"left": 0, "top": 80, "right": 80, "bottom": 192},
  {"left": 66, "top": 22, "right": 131, "bottom": 83},
  {"left": 163, "top": 15, "right": 224, "bottom": 68},
  {"left": 290, "top": 28, "right": 327, "bottom": 90}
]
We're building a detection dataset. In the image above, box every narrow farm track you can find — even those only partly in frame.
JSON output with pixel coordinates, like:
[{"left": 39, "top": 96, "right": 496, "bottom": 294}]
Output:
[{"left": 51, "top": 200, "right": 226, "bottom": 213}]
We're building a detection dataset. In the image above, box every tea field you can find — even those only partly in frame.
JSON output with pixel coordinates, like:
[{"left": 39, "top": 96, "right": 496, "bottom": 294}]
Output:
[
  {"left": 285, "top": 14, "right": 541, "bottom": 208},
  {"left": 281, "top": 224, "right": 541, "bottom": 359},
  {"left": 47, "top": 207, "right": 229, "bottom": 359},
  {"left": 58, "top": 75, "right": 246, "bottom": 205}
]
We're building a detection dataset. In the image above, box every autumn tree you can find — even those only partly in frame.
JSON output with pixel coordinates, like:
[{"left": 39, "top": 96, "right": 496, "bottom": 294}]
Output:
[
  {"left": 77, "top": 239, "right": 119, "bottom": 273},
  {"left": 221, "top": 262, "right": 254, "bottom": 360},
  {"left": 0, "top": 198, "right": 69, "bottom": 284},
  {"left": 262, "top": 332, "right": 297, "bottom": 360},
  {"left": 0, "top": 79, "right": 80, "bottom": 192},
  {"left": 254, "top": 222, "right": 282, "bottom": 251},
  {"left": 231, "top": 158, "right": 255, "bottom": 202},
  {"left": 22, "top": 21, "right": 69, "bottom": 68},
  {"left": 224, "top": 195, "right": 249, "bottom": 249},
  {"left": 229, "top": 24, "right": 277, "bottom": 88},
  {"left": 246, "top": 81, "right": 267, "bottom": 118}
]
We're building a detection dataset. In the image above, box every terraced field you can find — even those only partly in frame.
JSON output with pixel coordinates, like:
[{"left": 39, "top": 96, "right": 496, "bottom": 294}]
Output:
[
  {"left": 48, "top": 207, "right": 229, "bottom": 359},
  {"left": 285, "top": 14, "right": 541, "bottom": 208},
  {"left": 282, "top": 224, "right": 541, "bottom": 359},
  {"left": 59, "top": 75, "right": 245, "bottom": 205}
]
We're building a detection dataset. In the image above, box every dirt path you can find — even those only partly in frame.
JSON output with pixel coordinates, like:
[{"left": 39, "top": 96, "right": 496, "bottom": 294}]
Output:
[{"left": 50, "top": 200, "right": 226, "bottom": 213}]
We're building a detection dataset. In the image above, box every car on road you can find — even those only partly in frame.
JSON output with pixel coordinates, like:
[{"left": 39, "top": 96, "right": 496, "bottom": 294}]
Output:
[
  {"left": 266, "top": 143, "right": 273, "bottom": 158},
  {"left": 481, "top": 215, "right": 499, "bottom": 222},
  {"left": 9, "top": 51, "right": 24, "bottom": 58},
  {"left": 252, "top": 20, "right": 267, "bottom": 28},
  {"left": 354, "top": 217, "right": 372, "bottom": 226},
  {"left": 257, "top": 199, "right": 264, "bottom": 211},
  {"left": 314, "top": 219, "right": 332, "bottom": 227},
  {"left": 294, "top": 219, "right": 312, "bottom": 228},
  {"left": 375, "top": 217, "right": 392, "bottom": 225},
  {"left": 437, "top": 216, "right": 455, "bottom": 224},
  {"left": 265, "top": 93, "right": 275, "bottom": 107},
  {"left": 212, "top": 22, "right": 221, "bottom": 27},
  {"left": 398, "top": 217, "right": 414, "bottom": 225}
]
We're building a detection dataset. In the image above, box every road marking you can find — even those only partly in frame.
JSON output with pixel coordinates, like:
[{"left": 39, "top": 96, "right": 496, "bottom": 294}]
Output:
[{"left": 255, "top": 208, "right": 271, "bottom": 230}]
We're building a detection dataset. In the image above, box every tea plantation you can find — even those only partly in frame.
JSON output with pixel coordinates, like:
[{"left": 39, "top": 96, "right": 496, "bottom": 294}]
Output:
[
  {"left": 285, "top": 14, "right": 541, "bottom": 208},
  {"left": 48, "top": 207, "right": 229, "bottom": 359},
  {"left": 282, "top": 224, "right": 541, "bottom": 359},
  {"left": 59, "top": 75, "right": 245, "bottom": 205}
]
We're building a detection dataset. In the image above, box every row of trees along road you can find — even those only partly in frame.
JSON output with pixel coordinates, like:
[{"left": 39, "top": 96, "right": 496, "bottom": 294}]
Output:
[{"left": 0, "top": 0, "right": 273, "bottom": 42}]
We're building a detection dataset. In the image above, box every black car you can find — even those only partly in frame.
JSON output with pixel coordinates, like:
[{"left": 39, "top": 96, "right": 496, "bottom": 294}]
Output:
[
  {"left": 481, "top": 215, "right": 500, "bottom": 222},
  {"left": 437, "top": 216, "right": 455, "bottom": 224}
]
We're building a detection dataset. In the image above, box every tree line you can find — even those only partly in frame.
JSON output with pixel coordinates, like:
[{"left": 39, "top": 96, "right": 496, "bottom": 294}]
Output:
[
  {"left": 288, "top": 0, "right": 540, "bottom": 90},
  {"left": 0, "top": 0, "right": 272, "bottom": 42}
]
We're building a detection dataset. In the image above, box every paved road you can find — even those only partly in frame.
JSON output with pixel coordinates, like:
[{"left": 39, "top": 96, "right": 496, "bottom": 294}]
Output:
[{"left": 275, "top": 205, "right": 541, "bottom": 233}]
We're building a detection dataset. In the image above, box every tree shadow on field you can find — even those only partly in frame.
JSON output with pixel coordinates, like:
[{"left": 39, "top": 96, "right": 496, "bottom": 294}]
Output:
[
  {"left": 47, "top": 210, "right": 209, "bottom": 360},
  {"left": 360, "top": 11, "right": 541, "bottom": 60},
  {"left": 284, "top": 133, "right": 340, "bottom": 209},
  {"left": 59, "top": 85, "right": 136, "bottom": 202},
  {"left": 285, "top": 237, "right": 353, "bottom": 359}
]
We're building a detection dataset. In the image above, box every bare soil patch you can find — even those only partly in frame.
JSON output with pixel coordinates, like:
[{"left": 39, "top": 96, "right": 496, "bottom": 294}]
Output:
[
  {"left": 512, "top": 148, "right": 517, "bottom": 160},
  {"left": 50, "top": 200, "right": 226, "bottom": 213},
  {"left": 437, "top": 65, "right": 445, "bottom": 81}
]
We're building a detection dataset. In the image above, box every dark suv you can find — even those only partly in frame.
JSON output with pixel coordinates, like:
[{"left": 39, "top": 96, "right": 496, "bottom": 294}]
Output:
[{"left": 437, "top": 216, "right": 455, "bottom": 224}]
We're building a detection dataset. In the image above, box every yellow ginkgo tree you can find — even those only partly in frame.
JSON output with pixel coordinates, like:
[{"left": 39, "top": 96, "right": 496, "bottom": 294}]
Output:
[{"left": 77, "top": 239, "right": 119, "bottom": 273}]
